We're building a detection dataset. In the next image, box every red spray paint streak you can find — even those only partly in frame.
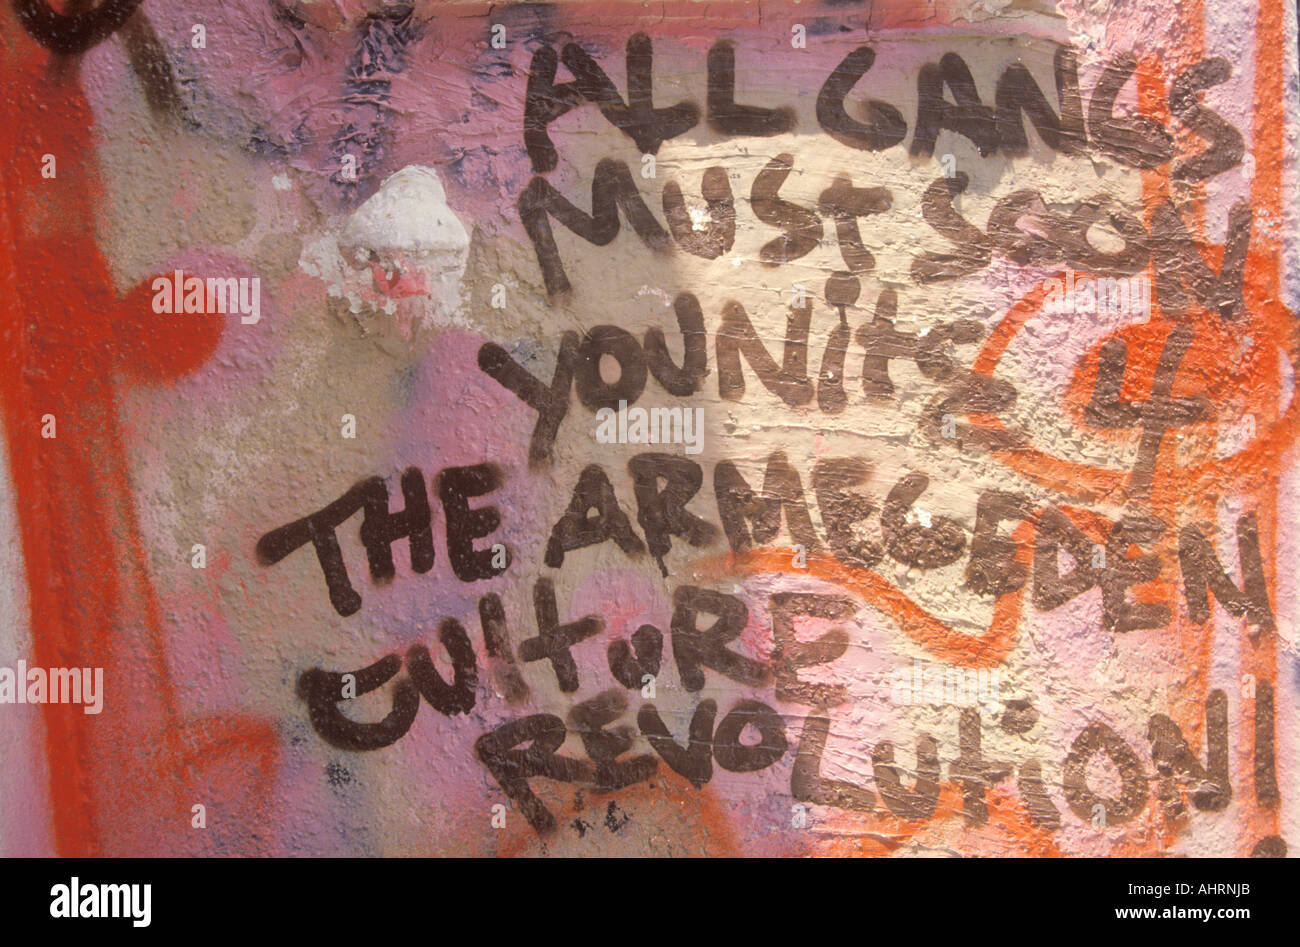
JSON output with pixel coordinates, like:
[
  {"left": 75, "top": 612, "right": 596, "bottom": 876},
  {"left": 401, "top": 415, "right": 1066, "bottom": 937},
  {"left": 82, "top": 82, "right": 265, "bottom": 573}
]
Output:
[{"left": 0, "top": 5, "right": 277, "bottom": 856}]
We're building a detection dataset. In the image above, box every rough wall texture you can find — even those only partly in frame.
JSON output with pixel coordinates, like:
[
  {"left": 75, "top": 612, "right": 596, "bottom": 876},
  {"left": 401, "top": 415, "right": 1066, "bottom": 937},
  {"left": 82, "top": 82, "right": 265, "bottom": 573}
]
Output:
[{"left": 0, "top": 0, "right": 1297, "bottom": 857}]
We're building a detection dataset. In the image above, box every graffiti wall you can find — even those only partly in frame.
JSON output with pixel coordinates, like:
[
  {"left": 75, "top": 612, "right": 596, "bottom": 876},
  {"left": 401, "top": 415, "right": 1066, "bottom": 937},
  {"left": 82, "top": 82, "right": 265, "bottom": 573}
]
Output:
[{"left": 1, "top": 0, "right": 1297, "bottom": 857}]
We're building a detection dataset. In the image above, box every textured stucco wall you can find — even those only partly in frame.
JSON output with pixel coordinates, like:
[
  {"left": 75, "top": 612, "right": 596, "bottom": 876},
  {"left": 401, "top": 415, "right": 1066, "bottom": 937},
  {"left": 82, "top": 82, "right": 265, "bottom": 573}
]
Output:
[{"left": 0, "top": 0, "right": 1297, "bottom": 856}]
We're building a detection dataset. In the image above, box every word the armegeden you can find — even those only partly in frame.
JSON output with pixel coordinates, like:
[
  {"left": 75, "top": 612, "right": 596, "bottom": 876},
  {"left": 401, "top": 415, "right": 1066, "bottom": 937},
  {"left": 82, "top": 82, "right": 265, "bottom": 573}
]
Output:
[
  {"left": 150, "top": 269, "right": 261, "bottom": 324},
  {"left": 256, "top": 448, "right": 1275, "bottom": 639}
]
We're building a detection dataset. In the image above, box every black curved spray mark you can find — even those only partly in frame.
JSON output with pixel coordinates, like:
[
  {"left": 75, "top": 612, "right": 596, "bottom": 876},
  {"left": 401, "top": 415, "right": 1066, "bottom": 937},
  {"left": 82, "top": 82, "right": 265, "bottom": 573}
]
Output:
[{"left": 13, "top": 0, "right": 144, "bottom": 55}]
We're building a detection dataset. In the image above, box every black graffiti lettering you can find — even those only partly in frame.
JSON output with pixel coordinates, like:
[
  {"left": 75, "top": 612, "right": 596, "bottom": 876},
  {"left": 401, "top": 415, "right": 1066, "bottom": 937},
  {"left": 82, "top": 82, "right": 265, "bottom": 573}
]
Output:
[
  {"left": 545, "top": 464, "right": 646, "bottom": 568},
  {"left": 568, "top": 689, "right": 658, "bottom": 791},
  {"left": 855, "top": 288, "right": 907, "bottom": 398},
  {"left": 911, "top": 173, "right": 993, "bottom": 283},
  {"left": 950, "top": 709, "right": 1013, "bottom": 824},
  {"left": 983, "top": 192, "right": 1149, "bottom": 274},
  {"left": 818, "top": 174, "right": 892, "bottom": 275},
  {"left": 983, "top": 189, "right": 1068, "bottom": 268},
  {"left": 13, "top": 0, "right": 144, "bottom": 55},
  {"left": 1102, "top": 515, "right": 1170, "bottom": 633},
  {"left": 1255, "top": 680, "right": 1278, "bottom": 808},
  {"left": 522, "top": 44, "right": 584, "bottom": 173},
  {"left": 817, "top": 277, "right": 856, "bottom": 414},
  {"left": 716, "top": 298, "right": 815, "bottom": 406},
  {"left": 561, "top": 34, "right": 700, "bottom": 155},
  {"left": 1169, "top": 57, "right": 1245, "bottom": 183},
  {"left": 872, "top": 736, "right": 941, "bottom": 820},
  {"left": 257, "top": 488, "right": 367, "bottom": 617},
  {"left": 477, "top": 331, "right": 581, "bottom": 469},
  {"left": 256, "top": 470, "right": 435, "bottom": 618},
  {"left": 856, "top": 288, "right": 983, "bottom": 396},
  {"left": 297, "top": 654, "right": 419, "bottom": 752},
  {"left": 751, "top": 154, "right": 822, "bottom": 266},
  {"left": 475, "top": 714, "right": 594, "bottom": 834},
  {"left": 1150, "top": 200, "right": 1252, "bottom": 321},
  {"left": 1148, "top": 689, "right": 1231, "bottom": 818},
  {"left": 911, "top": 52, "right": 998, "bottom": 158},
  {"left": 1087, "top": 52, "right": 1175, "bottom": 169},
  {"left": 1032, "top": 506, "right": 1103, "bottom": 611},
  {"left": 1251, "top": 836, "right": 1287, "bottom": 857},
  {"left": 670, "top": 585, "right": 769, "bottom": 692},
  {"left": 922, "top": 371, "right": 1022, "bottom": 451},
  {"left": 791, "top": 716, "right": 876, "bottom": 812},
  {"left": 811, "top": 457, "right": 883, "bottom": 571},
  {"left": 1086, "top": 324, "right": 1209, "bottom": 496},
  {"left": 881, "top": 473, "right": 966, "bottom": 569},
  {"left": 480, "top": 592, "right": 530, "bottom": 704},
  {"left": 966, "top": 491, "right": 1034, "bottom": 598},
  {"left": 518, "top": 160, "right": 670, "bottom": 295},
  {"left": 638, "top": 699, "right": 716, "bottom": 788},
  {"left": 1178, "top": 514, "right": 1275, "bottom": 631},
  {"left": 437, "top": 463, "right": 506, "bottom": 582},
  {"left": 714, "top": 451, "right": 819, "bottom": 554},
  {"left": 662, "top": 167, "right": 736, "bottom": 260},
  {"left": 915, "top": 178, "right": 1152, "bottom": 282},
  {"left": 406, "top": 618, "right": 478, "bottom": 716},
  {"left": 575, "top": 324, "right": 648, "bottom": 411},
  {"left": 995, "top": 45, "right": 1086, "bottom": 157},
  {"left": 1055, "top": 199, "right": 1151, "bottom": 274},
  {"left": 608, "top": 623, "right": 663, "bottom": 690},
  {"left": 712, "top": 699, "right": 788, "bottom": 773},
  {"left": 1062, "top": 722, "right": 1149, "bottom": 823},
  {"left": 1017, "top": 760, "right": 1062, "bottom": 830},
  {"left": 518, "top": 578, "right": 604, "bottom": 693},
  {"left": 628, "top": 453, "right": 718, "bottom": 575},
  {"left": 706, "top": 39, "right": 796, "bottom": 136},
  {"left": 644, "top": 292, "right": 709, "bottom": 395},
  {"left": 816, "top": 46, "right": 908, "bottom": 153},
  {"left": 359, "top": 468, "right": 436, "bottom": 585},
  {"left": 770, "top": 592, "right": 853, "bottom": 708}
]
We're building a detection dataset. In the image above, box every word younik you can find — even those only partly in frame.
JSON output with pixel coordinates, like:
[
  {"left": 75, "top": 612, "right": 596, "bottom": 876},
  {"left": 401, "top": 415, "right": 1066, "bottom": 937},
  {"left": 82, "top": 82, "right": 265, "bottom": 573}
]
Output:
[
  {"left": 478, "top": 286, "right": 1244, "bottom": 498},
  {"left": 151, "top": 269, "right": 261, "bottom": 324},
  {"left": 258, "top": 443, "right": 1275, "bottom": 643},
  {"left": 477, "top": 291, "right": 1011, "bottom": 475}
]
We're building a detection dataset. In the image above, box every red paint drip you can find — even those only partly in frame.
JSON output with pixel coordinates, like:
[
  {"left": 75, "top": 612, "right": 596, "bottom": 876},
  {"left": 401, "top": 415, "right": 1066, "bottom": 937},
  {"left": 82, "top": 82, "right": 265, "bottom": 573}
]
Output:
[{"left": 0, "top": 16, "right": 276, "bottom": 856}]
